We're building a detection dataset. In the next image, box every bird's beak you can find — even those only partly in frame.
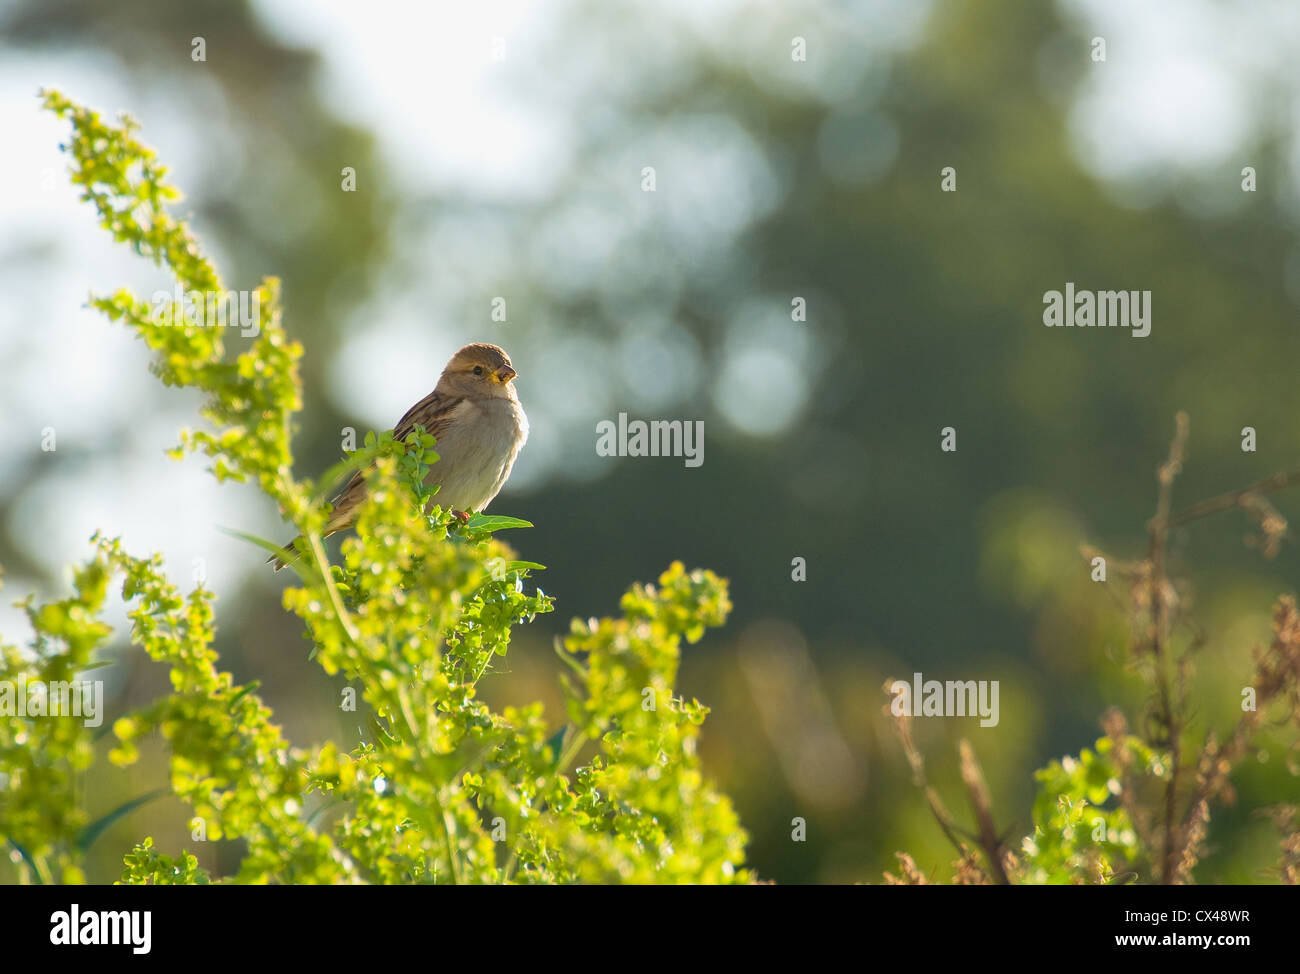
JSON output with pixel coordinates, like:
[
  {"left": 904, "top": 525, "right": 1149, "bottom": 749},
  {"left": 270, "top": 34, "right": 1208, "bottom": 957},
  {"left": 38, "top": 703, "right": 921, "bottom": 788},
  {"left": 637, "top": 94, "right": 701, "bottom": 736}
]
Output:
[{"left": 497, "top": 367, "right": 517, "bottom": 384}]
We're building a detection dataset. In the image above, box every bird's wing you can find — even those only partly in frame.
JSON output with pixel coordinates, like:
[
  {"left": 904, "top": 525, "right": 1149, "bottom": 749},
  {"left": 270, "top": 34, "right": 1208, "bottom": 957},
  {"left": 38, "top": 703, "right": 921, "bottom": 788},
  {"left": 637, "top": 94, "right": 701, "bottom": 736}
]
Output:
[
  {"left": 326, "top": 390, "right": 465, "bottom": 529},
  {"left": 392, "top": 389, "right": 464, "bottom": 444}
]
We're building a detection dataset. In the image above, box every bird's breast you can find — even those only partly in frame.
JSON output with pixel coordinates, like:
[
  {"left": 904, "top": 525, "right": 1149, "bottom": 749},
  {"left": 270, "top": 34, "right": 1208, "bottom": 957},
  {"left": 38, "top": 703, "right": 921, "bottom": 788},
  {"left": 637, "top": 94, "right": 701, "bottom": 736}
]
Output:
[{"left": 424, "top": 396, "right": 527, "bottom": 512}]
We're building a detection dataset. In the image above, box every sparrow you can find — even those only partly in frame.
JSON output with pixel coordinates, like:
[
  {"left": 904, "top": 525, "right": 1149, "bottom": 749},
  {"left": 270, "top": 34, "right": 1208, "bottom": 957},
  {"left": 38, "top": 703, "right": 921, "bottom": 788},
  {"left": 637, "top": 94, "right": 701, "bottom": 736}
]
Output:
[{"left": 269, "top": 342, "right": 528, "bottom": 570}]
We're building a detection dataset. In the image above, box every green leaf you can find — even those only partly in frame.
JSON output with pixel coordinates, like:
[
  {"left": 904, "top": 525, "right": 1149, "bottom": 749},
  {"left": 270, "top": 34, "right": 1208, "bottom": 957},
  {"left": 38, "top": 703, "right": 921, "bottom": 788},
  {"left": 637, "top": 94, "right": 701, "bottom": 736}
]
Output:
[
  {"left": 77, "top": 788, "right": 170, "bottom": 853},
  {"left": 544, "top": 724, "right": 569, "bottom": 763},
  {"left": 215, "top": 526, "right": 323, "bottom": 582},
  {"left": 227, "top": 681, "right": 261, "bottom": 712},
  {"left": 465, "top": 514, "right": 533, "bottom": 532}
]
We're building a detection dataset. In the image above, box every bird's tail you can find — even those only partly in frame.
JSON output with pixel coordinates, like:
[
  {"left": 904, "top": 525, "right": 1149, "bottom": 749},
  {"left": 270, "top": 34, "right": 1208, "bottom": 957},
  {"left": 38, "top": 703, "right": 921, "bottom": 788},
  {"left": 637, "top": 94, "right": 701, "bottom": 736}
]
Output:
[
  {"left": 267, "top": 536, "right": 304, "bottom": 572},
  {"left": 268, "top": 492, "right": 354, "bottom": 570},
  {"left": 267, "top": 519, "right": 348, "bottom": 571}
]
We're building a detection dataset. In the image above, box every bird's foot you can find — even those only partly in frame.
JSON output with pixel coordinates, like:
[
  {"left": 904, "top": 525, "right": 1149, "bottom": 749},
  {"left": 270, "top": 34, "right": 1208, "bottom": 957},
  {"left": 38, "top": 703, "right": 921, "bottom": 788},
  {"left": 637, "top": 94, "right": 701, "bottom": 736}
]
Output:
[{"left": 452, "top": 510, "right": 471, "bottom": 524}]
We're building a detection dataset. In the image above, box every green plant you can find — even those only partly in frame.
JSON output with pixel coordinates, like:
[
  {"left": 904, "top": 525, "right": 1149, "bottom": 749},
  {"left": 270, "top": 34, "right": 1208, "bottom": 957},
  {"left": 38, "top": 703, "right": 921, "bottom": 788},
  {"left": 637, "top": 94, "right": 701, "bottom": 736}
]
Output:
[
  {"left": 887, "top": 414, "right": 1300, "bottom": 885},
  {"left": 0, "top": 91, "right": 749, "bottom": 885}
]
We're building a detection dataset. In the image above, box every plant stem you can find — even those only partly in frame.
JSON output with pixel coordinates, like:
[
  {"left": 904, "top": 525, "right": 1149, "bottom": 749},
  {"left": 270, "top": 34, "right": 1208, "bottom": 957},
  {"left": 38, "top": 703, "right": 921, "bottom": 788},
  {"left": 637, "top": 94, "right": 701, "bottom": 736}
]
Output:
[
  {"left": 501, "top": 725, "right": 589, "bottom": 883},
  {"left": 1162, "top": 467, "right": 1300, "bottom": 530},
  {"left": 1147, "top": 412, "right": 1187, "bottom": 884},
  {"left": 303, "top": 508, "right": 465, "bottom": 881}
]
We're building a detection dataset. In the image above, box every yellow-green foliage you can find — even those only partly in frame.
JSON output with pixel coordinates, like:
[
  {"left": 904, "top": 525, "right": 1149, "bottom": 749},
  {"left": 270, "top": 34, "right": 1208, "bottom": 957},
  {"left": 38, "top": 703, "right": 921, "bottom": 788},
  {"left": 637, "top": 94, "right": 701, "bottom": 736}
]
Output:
[{"left": 0, "top": 92, "right": 750, "bottom": 885}]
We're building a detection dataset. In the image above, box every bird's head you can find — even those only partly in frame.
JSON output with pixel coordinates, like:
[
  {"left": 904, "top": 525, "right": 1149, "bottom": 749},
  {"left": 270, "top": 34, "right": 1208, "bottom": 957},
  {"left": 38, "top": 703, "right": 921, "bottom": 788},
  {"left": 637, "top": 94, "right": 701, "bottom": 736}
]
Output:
[{"left": 440, "top": 343, "right": 519, "bottom": 398}]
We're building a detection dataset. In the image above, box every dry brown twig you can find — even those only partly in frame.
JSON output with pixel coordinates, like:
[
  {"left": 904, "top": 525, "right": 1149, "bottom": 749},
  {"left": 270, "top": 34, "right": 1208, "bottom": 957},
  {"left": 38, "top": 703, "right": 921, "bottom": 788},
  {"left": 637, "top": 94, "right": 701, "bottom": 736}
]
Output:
[
  {"left": 1147, "top": 412, "right": 1188, "bottom": 883},
  {"left": 1090, "top": 413, "right": 1300, "bottom": 882},
  {"left": 1261, "top": 805, "right": 1300, "bottom": 885},
  {"left": 883, "top": 852, "right": 930, "bottom": 885},
  {"left": 958, "top": 739, "right": 1012, "bottom": 885},
  {"left": 891, "top": 413, "right": 1300, "bottom": 884},
  {"left": 884, "top": 694, "right": 1012, "bottom": 884},
  {"left": 1100, "top": 707, "right": 1158, "bottom": 860}
]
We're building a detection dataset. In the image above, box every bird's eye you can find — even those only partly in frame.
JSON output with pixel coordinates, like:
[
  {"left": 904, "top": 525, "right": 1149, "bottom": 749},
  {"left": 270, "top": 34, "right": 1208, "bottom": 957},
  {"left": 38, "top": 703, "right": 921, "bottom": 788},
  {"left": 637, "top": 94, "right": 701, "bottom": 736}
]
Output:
[{"left": 473, "top": 366, "right": 483, "bottom": 376}]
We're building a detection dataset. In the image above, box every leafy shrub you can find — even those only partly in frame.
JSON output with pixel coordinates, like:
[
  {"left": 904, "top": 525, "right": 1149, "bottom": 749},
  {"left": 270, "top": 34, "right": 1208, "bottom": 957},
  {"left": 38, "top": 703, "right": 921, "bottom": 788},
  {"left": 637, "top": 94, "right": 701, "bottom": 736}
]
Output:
[
  {"left": 0, "top": 92, "right": 749, "bottom": 885},
  {"left": 888, "top": 415, "right": 1300, "bottom": 884}
]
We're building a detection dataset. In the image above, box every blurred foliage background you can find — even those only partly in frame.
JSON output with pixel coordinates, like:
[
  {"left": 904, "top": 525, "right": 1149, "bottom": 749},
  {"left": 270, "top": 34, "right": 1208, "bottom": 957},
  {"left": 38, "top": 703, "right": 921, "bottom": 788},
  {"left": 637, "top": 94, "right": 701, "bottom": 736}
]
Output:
[{"left": 2, "top": 0, "right": 1299, "bottom": 883}]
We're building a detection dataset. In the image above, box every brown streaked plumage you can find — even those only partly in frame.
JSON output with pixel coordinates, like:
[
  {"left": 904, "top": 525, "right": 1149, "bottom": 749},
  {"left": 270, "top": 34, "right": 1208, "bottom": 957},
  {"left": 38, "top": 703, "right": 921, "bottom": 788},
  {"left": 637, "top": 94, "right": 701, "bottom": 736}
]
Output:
[{"left": 270, "top": 342, "right": 527, "bottom": 570}]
